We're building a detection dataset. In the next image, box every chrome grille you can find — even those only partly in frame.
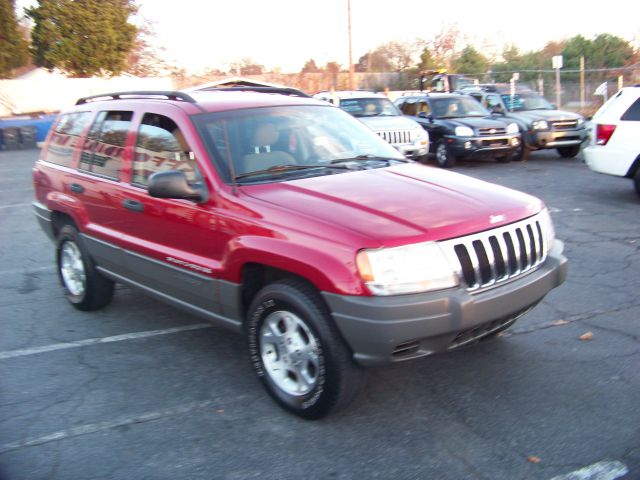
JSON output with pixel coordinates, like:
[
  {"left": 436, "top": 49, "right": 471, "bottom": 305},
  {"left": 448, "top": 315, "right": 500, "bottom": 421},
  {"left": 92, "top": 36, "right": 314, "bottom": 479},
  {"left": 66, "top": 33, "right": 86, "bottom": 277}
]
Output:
[
  {"left": 376, "top": 129, "right": 413, "bottom": 145},
  {"left": 440, "top": 213, "right": 548, "bottom": 292},
  {"left": 478, "top": 127, "right": 506, "bottom": 136},
  {"left": 551, "top": 120, "right": 578, "bottom": 130}
]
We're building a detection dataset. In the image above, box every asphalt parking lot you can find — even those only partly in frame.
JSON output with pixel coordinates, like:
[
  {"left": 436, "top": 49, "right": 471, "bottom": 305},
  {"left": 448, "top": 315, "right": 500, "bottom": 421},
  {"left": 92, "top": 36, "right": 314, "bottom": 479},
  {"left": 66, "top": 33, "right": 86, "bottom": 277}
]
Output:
[{"left": 0, "top": 148, "right": 638, "bottom": 480}]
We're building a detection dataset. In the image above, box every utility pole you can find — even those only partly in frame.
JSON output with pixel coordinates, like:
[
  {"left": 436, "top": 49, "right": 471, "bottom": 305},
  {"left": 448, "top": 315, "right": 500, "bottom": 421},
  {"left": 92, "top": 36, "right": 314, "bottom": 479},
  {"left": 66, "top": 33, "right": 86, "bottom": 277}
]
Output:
[
  {"left": 347, "top": 0, "right": 355, "bottom": 90},
  {"left": 552, "top": 55, "right": 563, "bottom": 108},
  {"left": 580, "top": 56, "right": 585, "bottom": 108}
]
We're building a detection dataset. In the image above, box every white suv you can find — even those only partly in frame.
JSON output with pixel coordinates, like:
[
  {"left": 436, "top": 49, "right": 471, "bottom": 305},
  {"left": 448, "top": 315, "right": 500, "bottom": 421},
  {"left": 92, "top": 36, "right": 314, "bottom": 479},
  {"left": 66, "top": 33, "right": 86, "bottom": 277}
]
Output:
[
  {"left": 313, "top": 91, "right": 429, "bottom": 160},
  {"left": 584, "top": 86, "right": 640, "bottom": 196}
]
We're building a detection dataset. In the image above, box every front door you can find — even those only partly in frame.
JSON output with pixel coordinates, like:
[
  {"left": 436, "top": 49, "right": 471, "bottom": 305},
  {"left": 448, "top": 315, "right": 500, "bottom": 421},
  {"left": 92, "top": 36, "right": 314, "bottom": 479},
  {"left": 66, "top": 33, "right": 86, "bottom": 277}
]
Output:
[{"left": 114, "top": 109, "right": 223, "bottom": 317}]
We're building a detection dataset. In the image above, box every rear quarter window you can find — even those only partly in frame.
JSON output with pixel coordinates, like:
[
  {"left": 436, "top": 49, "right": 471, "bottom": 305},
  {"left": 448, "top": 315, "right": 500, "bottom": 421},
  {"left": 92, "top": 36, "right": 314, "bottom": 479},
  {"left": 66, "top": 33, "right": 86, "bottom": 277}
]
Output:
[
  {"left": 620, "top": 97, "right": 640, "bottom": 121},
  {"left": 43, "top": 112, "right": 91, "bottom": 167},
  {"left": 79, "top": 111, "right": 132, "bottom": 180}
]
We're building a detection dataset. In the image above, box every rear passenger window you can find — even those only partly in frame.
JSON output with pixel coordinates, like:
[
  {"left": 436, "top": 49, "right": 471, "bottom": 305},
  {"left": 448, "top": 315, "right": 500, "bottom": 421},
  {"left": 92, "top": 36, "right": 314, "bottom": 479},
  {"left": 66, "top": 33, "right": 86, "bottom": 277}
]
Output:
[
  {"left": 621, "top": 98, "right": 640, "bottom": 121},
  {"left": 44, "top": 112, "right": 91, "bottom": 167},
  {"left": 79, "top": 111, "right": 132, "bottom": 180},
  {"left": 132, "top": 113, "right": 200, "bottom": 187}
]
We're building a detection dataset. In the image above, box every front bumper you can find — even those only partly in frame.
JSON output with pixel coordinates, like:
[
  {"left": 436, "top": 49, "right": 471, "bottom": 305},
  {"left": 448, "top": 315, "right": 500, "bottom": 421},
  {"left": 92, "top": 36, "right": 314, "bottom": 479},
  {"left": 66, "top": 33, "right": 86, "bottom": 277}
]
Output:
[
  {"left": 527, "top": 128, "right": 588, "bottom": 149},
  {"left": 395, "top": 143, "right": 429, "bottom": 159},
  {"left": 446, "top": 133, "right": 520, "bottom": 159},
  {"left": 323, "top": 242, "right": 567, "bottom": 366}
]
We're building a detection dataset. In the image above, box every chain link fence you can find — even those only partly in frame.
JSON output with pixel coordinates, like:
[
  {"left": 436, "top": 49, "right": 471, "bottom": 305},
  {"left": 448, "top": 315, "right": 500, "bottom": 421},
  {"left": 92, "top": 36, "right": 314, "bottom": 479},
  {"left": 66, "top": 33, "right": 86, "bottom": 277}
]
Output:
[{"left": 181, "top": 67, "right": 637, "bottom": 116}]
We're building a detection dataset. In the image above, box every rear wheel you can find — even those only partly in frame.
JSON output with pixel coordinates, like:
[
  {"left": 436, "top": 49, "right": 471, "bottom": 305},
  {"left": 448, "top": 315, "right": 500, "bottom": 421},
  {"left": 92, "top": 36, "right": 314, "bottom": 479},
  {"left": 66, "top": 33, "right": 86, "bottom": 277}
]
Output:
[
  {"left": 56, "top": 224, "right": 114, "bottom": 311},
  {"left": 435, "top": 140, "right": 456, "bottom": 168},
  {"left": 557, "top": 145, "right": 581, "bottom": 158},
  {"left": 246, "top": 279, "right": 364, "bottom": 419}
]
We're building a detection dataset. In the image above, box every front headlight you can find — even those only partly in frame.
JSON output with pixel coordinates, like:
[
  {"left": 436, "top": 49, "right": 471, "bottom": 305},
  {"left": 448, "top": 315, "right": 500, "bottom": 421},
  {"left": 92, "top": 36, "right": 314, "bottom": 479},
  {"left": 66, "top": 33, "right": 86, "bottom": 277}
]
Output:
[
  {"left": 413, "top": 126, "right": 429, "bottom": 144},
  {"left": 356, "top": 241, "right": 458, "bottom": 295},
  {"left": 532, "top": 120, "right": 549, "bottom": 130},
  {"left": 539, "top": 208, "right": 556, "bottom": 252},
  {"left": 454, "top": 126, "right": 474, "bottom": 137},
  {"left": 507, "top": 122, "right": 519, "bottom": 134}
]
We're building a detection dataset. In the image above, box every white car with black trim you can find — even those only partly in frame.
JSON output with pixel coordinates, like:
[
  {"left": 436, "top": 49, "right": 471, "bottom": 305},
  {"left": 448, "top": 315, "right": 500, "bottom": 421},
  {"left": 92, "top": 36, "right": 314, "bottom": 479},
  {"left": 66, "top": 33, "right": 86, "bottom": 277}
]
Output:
[{"left": 313, "top": 91, "right": 430, "bottom": 160}]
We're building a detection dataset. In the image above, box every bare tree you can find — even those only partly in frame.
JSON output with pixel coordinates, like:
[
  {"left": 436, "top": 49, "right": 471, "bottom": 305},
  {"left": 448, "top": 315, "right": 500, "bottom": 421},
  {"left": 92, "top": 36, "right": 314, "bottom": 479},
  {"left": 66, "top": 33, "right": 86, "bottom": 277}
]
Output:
[
  {"left": 426, "top": 24, "right": 462, "bottom": 70},
  {"left": 126, "top": 17, "right": 168, "bottom": 76}
]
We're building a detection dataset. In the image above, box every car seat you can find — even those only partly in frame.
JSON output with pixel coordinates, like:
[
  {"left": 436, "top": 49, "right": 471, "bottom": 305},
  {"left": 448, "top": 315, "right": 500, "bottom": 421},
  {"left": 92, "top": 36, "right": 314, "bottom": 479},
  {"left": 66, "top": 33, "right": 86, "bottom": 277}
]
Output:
[{"left": 241, "top": 122, "right": 295, "bottom": 173}]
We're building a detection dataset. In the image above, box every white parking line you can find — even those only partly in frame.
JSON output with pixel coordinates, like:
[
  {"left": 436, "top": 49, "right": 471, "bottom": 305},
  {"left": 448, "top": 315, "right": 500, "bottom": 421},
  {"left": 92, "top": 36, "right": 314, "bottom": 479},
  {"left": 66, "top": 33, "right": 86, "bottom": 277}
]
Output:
[
  {"left": 0, "top": 266, "right": 55, "bottom": 276},
  {"left": 0, "top": 400, "right": 217, "bottom": 454},
  {"left": 549, "top": 460, "right": 629, "bottom": 480},
  {"left": 0, "top": 323, "right": 213, "bottom": 360},
  {"left": 0, "top": 202, "right": 32, "bottom": 210}
]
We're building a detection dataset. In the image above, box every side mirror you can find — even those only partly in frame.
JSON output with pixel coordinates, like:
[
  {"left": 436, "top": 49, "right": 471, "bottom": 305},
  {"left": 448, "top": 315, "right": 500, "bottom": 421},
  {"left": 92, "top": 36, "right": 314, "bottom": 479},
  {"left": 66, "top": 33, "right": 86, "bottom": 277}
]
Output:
[
  {"left": 550, "top": 103, "right": 557, "bottom": 109},
  {"left": 418, "top": 111, "right": 428, "bottom": 119},
  {"left": 148, "top": 170, "right": 206, "bottom": 203},
  {"left": 490, "top": 106, "right": 505, "bottom": 115}
]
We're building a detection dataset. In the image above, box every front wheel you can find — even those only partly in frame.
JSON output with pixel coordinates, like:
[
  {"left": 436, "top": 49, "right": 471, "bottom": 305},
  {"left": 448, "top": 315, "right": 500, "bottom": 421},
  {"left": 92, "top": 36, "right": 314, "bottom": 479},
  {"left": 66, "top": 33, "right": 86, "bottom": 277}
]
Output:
[
  {"left": 496, "top": 152, "right": 513, "bottom": 163},
  {"left": 557, "top": 145, "right": 581, "bottom": 158},
  {"left": 246, "top": 279, "right": 364, "bottom": 419},
  {"left": 56, "top": 224, "right": 114, "bottom": 311},
  {"left": 435, "top": 140, "right": 456, "bottom": 168},
  {"left": 512, "top": 143, "right": 530, "bottom": 161}
]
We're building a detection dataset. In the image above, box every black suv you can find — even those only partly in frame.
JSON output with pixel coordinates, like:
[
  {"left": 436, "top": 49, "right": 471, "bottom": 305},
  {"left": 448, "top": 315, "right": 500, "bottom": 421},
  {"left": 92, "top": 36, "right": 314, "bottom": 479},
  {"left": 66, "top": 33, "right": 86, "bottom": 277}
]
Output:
[
  {"left": 395, "top": 93, "right": 521, "bottom": 167},
  {"left": 461, "top": 84, "right": 588, "bottom": 160}
]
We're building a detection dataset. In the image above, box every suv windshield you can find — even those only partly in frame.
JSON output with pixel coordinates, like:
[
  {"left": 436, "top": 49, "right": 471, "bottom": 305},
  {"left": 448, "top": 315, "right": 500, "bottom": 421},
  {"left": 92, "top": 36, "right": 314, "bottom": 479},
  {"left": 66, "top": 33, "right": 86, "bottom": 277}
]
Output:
[
  {"left": 192, "top": 105, "right": 405, "bottom": 184},
  {"left": 501, "top": 91, "right": 553, "bottom": 111},
  {"left": 339, "top": 98, "right": 401, "bottom": 117},
  {"left": 430, "top": 97, "right": 489, "bottom": 118}
]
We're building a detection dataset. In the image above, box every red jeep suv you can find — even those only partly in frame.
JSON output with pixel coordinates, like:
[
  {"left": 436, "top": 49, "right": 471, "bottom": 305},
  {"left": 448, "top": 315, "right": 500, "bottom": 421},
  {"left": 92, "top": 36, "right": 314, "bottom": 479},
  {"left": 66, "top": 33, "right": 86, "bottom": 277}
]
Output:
[{"left": 33, "top": 89, "right": 567, "bottom": 418}]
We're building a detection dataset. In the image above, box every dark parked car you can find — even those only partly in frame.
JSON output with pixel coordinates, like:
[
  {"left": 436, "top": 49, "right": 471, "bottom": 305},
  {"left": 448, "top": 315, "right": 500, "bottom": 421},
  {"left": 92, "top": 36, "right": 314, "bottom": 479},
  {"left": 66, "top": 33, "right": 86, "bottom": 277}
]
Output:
[
  {"left": 395, "top": 93, "right": 521, "bottom": 167},
  {"left": 461, "top": 84, "right": 588, "bottom": 160}
]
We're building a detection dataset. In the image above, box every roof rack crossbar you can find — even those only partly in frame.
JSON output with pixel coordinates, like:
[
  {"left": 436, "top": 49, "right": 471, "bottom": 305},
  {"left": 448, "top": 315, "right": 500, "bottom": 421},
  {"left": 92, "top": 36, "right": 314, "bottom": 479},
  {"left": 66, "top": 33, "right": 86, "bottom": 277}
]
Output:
[
  {"left": 76, "top": 91, "right": 197, "bottom": 105},
  {"left": 198, "top": 86, "right": 311, "bottom": 98}
]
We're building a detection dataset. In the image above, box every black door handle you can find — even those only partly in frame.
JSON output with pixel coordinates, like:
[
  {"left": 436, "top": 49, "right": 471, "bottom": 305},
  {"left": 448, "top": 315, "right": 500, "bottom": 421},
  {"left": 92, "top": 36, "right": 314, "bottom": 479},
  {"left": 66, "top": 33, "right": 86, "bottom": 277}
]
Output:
[
  {"left": 122, "top": 199, "right": 144, "bottom": 212},
  {"left": 70, "top": 183, "right": 84, "bottom": 194}
]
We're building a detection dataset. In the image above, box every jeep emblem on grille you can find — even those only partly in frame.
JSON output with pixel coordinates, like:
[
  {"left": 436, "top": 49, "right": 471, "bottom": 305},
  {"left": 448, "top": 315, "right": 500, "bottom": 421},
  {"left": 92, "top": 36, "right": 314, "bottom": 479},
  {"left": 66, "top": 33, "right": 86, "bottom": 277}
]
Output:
[{"left": 490, "top": 129, "right": 496, "bottom": 135}]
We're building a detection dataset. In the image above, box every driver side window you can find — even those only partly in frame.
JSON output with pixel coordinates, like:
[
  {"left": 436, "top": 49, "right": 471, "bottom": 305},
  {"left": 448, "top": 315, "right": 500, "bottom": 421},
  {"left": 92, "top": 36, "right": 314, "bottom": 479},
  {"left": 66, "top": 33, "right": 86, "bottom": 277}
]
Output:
[{"left": 133, "top": 113, "right": 201, "bottom": 187}]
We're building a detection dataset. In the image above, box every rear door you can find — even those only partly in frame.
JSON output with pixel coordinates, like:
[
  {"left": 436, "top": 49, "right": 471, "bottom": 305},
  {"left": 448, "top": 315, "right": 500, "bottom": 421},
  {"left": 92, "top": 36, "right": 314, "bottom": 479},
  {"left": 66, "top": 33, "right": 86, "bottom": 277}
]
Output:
[{"left": 71, "top": 109, "right": 134, "bottom": 274}]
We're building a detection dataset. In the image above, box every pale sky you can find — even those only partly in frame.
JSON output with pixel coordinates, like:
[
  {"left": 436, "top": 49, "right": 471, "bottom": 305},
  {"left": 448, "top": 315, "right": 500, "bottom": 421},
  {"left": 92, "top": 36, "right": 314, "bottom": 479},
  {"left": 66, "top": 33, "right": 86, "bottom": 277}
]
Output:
[{"left": 17, "top": 0, "right": 640, "bottom": 74}]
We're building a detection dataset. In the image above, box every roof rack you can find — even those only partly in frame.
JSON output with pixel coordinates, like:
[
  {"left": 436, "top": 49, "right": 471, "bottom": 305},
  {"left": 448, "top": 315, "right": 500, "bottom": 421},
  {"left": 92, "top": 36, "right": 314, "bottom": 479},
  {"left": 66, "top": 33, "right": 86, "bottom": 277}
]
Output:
[
  {"left": 75, "top": 91, "right": 197, "bottom": 105},
  {"left": 197, "top": 86, "right": 311, "bottom": 98}
]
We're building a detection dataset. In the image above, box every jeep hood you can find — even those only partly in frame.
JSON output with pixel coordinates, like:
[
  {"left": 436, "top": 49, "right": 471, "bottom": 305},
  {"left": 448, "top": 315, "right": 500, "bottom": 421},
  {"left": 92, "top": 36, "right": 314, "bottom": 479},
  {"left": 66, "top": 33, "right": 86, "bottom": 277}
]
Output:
[
  {"left": 444, "top": 116, "right": 510, "bottom": 130},
  {"left": 242, "top": 163, "right": 542, "bottom": 245},
  {"left": 357, "top": 115, "right": 420, "bottom": 132}
]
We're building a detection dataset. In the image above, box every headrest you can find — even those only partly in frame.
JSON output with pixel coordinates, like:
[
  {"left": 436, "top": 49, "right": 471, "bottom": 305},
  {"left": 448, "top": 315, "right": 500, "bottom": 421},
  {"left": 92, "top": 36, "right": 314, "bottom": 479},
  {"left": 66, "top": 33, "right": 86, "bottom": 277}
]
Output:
[{"left": 252, "top": 123, "right": 278, "bottom": 146}]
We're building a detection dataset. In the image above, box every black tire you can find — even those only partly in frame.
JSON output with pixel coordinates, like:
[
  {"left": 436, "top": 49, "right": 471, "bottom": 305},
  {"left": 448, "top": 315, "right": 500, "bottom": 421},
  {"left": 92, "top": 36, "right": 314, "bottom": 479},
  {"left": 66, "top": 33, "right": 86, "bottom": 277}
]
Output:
[
  {"left": 557, "top": 145, "right": 581, "bottom": 158},
  {"left": 56, "top": 224, "right": 114, "bottom": 311},
  {"left": 435, "top": 140, "right": 456, "bottom": 168},
  {"left": 512, "top": 144, "right": 530, "bottom": 161},
  {"left": 496, "top": 152, "right": 513, "bottom": 163},
  {"left": 246, "top": 278, "right": 364, "bottom": 419},
  {"left": 634, "top": 170, "right": 640, "bottom": 197},
  {"left": 415, "top": 153, "right": 430, "bottom": 164}
]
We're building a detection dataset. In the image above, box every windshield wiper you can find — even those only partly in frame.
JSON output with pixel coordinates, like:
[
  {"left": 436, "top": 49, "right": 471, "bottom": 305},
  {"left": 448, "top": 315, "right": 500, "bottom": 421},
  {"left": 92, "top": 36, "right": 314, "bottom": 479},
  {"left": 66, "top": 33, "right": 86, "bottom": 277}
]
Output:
[
  {"left": 234, "top": 163, "right": 349, "bottom": 181},
  {"left": 330, "top": 155, "right": 409, "bottom": 165}
]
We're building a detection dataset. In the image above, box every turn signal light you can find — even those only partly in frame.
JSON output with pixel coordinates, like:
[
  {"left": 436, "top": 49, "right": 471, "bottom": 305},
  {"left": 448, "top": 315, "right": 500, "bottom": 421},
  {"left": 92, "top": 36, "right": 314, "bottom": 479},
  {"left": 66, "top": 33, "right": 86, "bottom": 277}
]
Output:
[{"left": 595, "top": 124, "right": 616, "bottom": 145}]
